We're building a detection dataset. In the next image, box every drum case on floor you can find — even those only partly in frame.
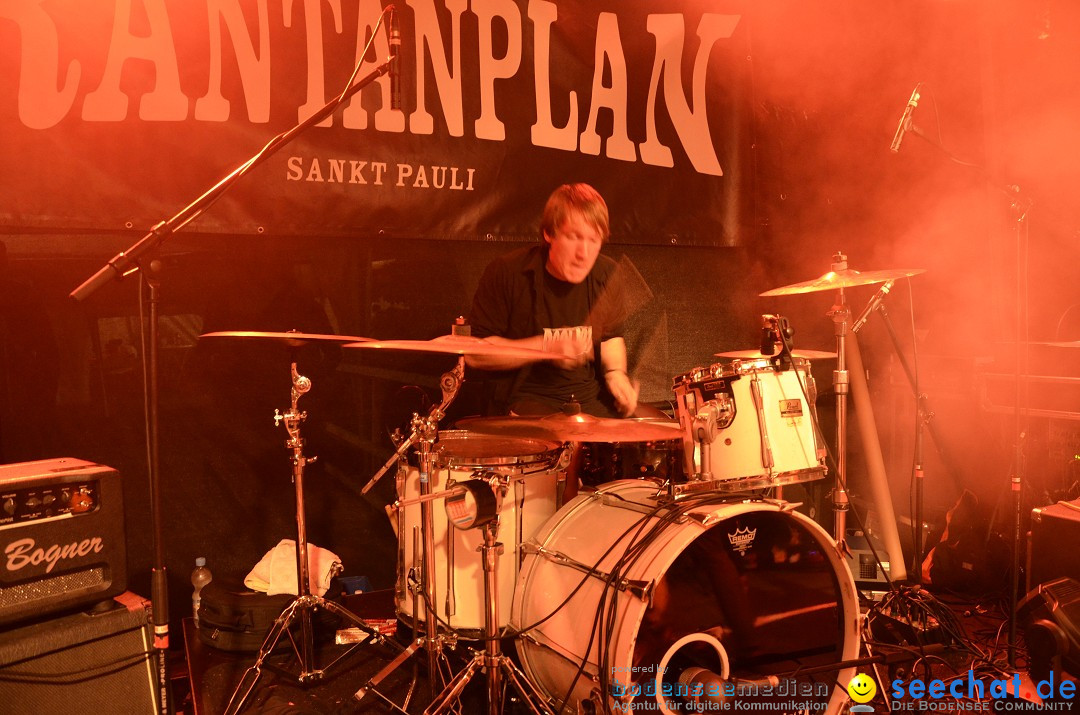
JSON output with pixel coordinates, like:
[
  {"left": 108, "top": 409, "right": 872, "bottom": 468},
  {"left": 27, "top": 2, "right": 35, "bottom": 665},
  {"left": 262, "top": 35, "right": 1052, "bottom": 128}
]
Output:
[{"left": 196, "top": 578, "right": 294, "bottom": 652}]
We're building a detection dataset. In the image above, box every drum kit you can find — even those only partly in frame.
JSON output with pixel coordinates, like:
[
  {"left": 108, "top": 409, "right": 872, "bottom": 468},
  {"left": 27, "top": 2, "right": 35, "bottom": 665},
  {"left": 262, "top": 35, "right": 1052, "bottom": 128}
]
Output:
[{"left": 205, "top": 254, "right": 927, "bottom": 715}]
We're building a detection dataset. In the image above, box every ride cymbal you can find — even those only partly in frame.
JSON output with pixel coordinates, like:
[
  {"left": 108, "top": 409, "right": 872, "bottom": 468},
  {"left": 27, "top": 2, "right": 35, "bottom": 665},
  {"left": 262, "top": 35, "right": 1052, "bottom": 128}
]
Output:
[
  {"left": 456, "top": 414, "right": 682, "bottom": 443},
  {"left": 199, "top": 330, "right": 373, "bottom": 347},
  {"left": 344, "top": 334, "right": 565, "bottom": 361},
  {"left": 760, "top": 267, "right": 925, "bottom": 296}
]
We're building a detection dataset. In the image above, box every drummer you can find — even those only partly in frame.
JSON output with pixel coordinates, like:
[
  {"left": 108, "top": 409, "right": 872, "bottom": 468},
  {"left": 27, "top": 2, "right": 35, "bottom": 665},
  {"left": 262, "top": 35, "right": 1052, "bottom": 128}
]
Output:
[{"left": 465, "top": 183, "right": 639, "bottom": 419}]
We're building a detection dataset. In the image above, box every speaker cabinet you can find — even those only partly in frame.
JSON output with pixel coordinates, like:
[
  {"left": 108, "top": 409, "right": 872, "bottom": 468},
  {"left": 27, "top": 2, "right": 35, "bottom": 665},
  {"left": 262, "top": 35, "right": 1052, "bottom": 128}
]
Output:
[
  {"left": 1029, "top": 500, "right": 1080, "bottom": 592},
  {"left": 0, "top": 593, "right": 157, "bottom": 714}
]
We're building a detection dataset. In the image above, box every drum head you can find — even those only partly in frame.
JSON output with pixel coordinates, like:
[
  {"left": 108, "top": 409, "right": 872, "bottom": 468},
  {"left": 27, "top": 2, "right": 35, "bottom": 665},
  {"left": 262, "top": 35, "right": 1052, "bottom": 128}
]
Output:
[{"left": 435, "top": 430, "right": 562, "bottom": 468}]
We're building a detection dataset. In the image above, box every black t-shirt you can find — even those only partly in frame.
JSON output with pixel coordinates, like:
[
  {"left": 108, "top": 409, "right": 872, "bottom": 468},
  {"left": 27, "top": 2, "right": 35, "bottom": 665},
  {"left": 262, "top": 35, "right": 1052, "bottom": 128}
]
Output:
[{"left": 469, "top": 243, "right": 627, "bottom": 415}]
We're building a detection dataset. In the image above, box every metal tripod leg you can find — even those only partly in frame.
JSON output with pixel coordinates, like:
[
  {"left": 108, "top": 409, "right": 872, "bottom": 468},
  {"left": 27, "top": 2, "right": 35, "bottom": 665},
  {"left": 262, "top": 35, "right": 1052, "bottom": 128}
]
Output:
[
  {"left": 424, "top": 520, "right": 555, "bottom": 715},
  {"left": 224, "top": 362, "right": 396, "bottom": 714}
]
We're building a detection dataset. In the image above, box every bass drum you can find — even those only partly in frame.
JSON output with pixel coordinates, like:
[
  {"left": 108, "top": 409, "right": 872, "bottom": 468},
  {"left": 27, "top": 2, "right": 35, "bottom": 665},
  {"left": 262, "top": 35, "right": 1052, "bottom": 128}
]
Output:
[{"left": 512, "top": 480, "right": 859, "bottom": 714}]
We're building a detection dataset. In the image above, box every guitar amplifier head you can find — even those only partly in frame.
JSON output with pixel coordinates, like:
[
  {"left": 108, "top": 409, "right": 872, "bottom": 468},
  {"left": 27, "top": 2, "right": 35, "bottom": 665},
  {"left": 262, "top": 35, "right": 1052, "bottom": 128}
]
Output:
[{"left": 0, "top": 458, "right": 126, "bottom": 626}]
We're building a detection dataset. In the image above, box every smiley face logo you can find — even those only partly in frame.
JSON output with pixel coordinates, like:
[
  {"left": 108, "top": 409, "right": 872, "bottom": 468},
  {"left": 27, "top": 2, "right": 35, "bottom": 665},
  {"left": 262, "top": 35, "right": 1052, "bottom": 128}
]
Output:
[{"left": 847, "top": 673, "right": 877, "bottom": 703}]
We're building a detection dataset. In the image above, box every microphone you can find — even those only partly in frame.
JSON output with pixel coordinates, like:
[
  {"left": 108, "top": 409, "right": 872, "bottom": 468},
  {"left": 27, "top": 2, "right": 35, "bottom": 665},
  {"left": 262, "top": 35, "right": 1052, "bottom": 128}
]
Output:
[
  {"left": 852, "top": 279, "right": 895, "bottom": 333},
  {"left": 759, "top": 314, "right": 778, "bottom": 356},
  {"left": 388, "top": 6, "right": 402, "bottom": 111},
  {"left": 677, "top": 668, "right": 782, "bottom": 705},
  {"left": 889, "top": 83, "right": 922, "bottom": 153}
]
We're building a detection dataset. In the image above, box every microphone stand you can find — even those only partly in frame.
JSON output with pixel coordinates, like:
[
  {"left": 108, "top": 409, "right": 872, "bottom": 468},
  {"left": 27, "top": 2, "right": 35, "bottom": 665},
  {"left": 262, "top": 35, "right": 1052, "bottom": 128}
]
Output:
[
  {"left": 68, "top": 49, "right": 395, "bottom": 715},
  {"left": 895, "top": 108, "right": 1034, "bottom": 668}
]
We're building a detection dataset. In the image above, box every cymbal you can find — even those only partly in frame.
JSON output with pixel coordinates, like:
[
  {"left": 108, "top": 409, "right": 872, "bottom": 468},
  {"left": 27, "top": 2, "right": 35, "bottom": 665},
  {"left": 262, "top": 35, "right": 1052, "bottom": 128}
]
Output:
[
  {"left": 760, "top": 267, "right": 925, "bottom": 296},
  {"left": 456, "top": 414, "right": 682, "bottom": 443},
  {"left": 199, "top": 330, "right": 373, "bottom": 348},
  {"left": 344, "top": 334, "right": 566, "bottom": 361},
  {"left": 998, "top": 340, "right": 1080, "bottom": 348},
  {"left": 715, "top": 349, "right": 837, "bottom": 360}
]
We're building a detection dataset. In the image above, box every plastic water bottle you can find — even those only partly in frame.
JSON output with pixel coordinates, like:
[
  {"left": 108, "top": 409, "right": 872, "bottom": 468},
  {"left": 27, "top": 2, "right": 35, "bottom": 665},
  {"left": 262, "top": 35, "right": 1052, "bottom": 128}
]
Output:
[{"left": 191, "top": 557, "right": 212, "bottom": 628}]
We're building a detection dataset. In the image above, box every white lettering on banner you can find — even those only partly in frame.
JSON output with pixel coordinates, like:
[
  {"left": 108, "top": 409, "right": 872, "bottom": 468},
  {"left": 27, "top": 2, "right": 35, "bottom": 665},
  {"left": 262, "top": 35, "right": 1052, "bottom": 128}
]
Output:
[
  {"left": 3, "top": 0, "right": 82, "bottom": 129},
  {"left": 1, "top": 1, "right": 740, "bottom": 177},
  {"left": 409, "top": 0, "right": 467, "bottom": 137},
  {"left": 473, "top": 0, "right": 522, "bottom": 141},
  {"left": 528, "top": 0, "right": 576, "bottom": 151},
  {"left": 5, "top": 537, "right": 105, "bottom": 574},
  {"left": 579, "top": 12, "right": 635, "bottom": 162},
  {"left": 284, "top": 0, "right": 343, "bottom": 128},
  {"left": 195, "top": 0, "right": 271, "bottom": 122},
  {"left": 286, "top": 156, "right": 470, "bottom": 189},
  {"left": 82, "top": 0, "right": 188, "bottom": 121}
]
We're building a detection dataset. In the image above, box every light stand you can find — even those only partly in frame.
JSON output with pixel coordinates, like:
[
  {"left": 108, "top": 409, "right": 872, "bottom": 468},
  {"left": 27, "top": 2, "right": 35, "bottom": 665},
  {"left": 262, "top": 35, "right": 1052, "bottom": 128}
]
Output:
[
  {"left": 1006, "top": 195, "right": 1032, "bottom": 670},
  {"left": 224, "top": 361, "right": 395, "bottom": 714}
]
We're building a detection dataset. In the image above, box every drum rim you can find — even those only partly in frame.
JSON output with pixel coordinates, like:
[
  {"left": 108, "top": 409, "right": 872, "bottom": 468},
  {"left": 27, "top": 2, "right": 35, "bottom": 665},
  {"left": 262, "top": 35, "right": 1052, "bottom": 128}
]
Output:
[
  {"left": 672, "top": 356, "right": 812, "bottom": 386},
  {"left": 436, "top": 429, "right": 564, "bottom": 467},
  {"left": 674, "top": 466, "right": 827, "bottom": 494}
]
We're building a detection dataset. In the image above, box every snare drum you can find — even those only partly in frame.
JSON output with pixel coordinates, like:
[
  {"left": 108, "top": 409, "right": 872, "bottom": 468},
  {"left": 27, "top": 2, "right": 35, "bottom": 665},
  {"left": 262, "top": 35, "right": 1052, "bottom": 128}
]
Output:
[
  {"left": 394, "top": 431, "right": 564, "bottom": 633},
  {"left": 513, "top": 480, "right": 859, "bottom": 714},
  {"left": 672, "top": 357, "right": 826, "bottom": 490}
]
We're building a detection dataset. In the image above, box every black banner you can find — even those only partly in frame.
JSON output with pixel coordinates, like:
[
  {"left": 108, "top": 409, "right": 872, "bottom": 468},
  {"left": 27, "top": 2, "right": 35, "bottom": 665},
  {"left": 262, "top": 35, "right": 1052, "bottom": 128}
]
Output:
[{"left": 0, "top": 0, "right": 750, "bottom": 244}]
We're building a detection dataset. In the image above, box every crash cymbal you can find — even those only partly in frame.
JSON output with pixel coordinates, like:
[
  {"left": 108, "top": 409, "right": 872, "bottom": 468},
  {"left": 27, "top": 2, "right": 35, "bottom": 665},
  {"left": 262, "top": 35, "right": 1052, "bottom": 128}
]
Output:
[
  {"left": 715, "top": 349, "right": 838, "bottom": 360},
  {"left": 760, "top": 267, "right": 925, "bottom": 296},
  {"left": 344, "top": 334, "right": 566, "bottom": 361},
  {"left": 456, "top": 413, "right": 682, "bottom": 443},
  {"left": 199, "top": 330, "right": 373, "bottom": 348}
]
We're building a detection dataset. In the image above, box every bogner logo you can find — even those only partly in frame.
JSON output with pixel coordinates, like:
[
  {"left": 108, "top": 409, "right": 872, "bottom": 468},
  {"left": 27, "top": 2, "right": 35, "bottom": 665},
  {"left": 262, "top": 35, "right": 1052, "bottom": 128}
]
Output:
[
  {"left": 5, "top": 537, "right": 104, "bottom": 574},
  {"left": 727, "top": 526, "right": 757, "bottom": 555}
]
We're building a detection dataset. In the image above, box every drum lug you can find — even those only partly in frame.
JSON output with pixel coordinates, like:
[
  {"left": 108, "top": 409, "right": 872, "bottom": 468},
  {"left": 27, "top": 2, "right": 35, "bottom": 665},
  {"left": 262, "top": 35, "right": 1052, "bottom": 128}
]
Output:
[{"left": 683, "top": 510, "right": 720, "bottom": 527}]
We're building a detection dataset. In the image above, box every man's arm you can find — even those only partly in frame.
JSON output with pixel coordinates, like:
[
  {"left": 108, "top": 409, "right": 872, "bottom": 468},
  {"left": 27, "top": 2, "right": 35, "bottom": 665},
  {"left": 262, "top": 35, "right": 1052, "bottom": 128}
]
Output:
[{"left": 600, "top": 336, "right": 639, "bottom": 417}]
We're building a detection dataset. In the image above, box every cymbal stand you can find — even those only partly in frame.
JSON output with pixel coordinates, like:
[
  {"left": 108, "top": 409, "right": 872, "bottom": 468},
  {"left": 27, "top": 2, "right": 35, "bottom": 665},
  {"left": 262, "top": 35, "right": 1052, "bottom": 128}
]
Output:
[
  {"left": 827, "top": 252, "right": 853, "bottom": 553},
  {"left": 354, "top": 358, "right": 466, "bottom": 707},
  {"left": 225, "top": 362, "right": 393, "bottom": 714},
  {"left": 853, "top": 282, "right": 935, "bottom": 582},
  {"left": 424, "top": 518, "right": 555, "bottom": 715}
]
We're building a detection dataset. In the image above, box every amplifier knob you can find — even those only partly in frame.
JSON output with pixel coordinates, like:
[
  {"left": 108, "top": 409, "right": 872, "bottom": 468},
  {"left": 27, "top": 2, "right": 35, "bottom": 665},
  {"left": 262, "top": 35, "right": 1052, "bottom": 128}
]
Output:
[
  {"left": 2, "top": 498, "right": 14, "bottom": 516},
  {"left": 25, "top": 496, "right": 41, "bottom": 510},
  {"left": 71, "top": 490, "right": 93, "bottom": 513}
]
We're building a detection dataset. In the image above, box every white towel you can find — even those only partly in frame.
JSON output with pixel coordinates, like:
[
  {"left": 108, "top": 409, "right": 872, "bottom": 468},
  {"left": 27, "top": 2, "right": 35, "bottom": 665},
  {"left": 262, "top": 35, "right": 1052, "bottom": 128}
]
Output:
[{"left": 244, "top": 538, "right": 342, "bottom": 597}]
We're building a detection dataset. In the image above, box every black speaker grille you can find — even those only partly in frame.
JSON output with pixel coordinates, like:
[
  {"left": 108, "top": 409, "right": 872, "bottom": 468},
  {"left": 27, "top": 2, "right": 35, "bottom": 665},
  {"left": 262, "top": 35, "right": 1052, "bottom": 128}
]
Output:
[{"left": 0, "top": 567, "right": 106, "bottom": 611}]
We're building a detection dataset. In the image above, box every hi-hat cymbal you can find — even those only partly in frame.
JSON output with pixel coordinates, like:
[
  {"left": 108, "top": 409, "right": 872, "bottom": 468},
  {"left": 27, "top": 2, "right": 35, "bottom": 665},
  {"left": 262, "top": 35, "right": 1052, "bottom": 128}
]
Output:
[
  {"left": 760, "top": 267, "right": 925, "bottom": 296},
  {"left": 344, "top": 334, "right": 565, "bottom": 361},
  {"left": 199, "top": 330, "right": 373, "bottom": 348},
  {"left": 714, "top": 348, "right": 837, "bottom": 360},
  {"left": 456, "top": 414, "right": 682, "bottom": 443}
]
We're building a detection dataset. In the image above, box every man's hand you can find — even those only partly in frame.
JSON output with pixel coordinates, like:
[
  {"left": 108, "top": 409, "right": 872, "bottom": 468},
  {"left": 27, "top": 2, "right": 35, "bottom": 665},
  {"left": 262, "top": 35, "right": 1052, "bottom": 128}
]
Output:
[{"left": 605, "top": 369, "right": 639, "bottom": 417}]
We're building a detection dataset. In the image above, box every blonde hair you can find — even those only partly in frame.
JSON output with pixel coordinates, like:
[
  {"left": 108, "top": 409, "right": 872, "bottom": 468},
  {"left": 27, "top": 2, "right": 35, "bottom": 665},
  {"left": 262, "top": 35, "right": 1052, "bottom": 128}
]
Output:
[{"left": 540, "top": 183, "right": 609, "bottom": 242}]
